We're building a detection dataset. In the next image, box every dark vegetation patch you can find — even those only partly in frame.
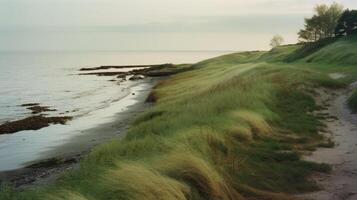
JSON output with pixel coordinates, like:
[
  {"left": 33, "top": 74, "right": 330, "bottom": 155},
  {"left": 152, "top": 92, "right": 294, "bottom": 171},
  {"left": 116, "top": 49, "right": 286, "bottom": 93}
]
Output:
[
  {"left": 285, "top": 38, "right": 337, "bottom": 62},
  {"left": 0, "top": 115, "right": 72, "bottom": 135},
  {"left": 258, "top": 45, "right": 301, "bottom": 63},
  {"left": 317, "top": 138, "right": 335, "bottom": 148},
  {"left": 0, "top": 156, "right": 80, "bottom": 189},
  {"left": 25, "top": 157, "right": 78, "bottom": 169},
  {"left": 235, "top": 140, "right": 325, "bottom": 193},
  {"left": 312, "top": 76, "right": 346, "bottom": 89},
  {"left": 145, "top": 91, "right": 158, "bottom": 103},
  {"left": 271, "top": 90, "right": 321, "bottom": 136},
  {"left": 133, "top": 110, "right": 165, "bottom": 125},
  {"left": 20, "top": 104, "right": 58, "bottom": 114},
  {"left": 26, "top": 106, "right": 57, "bottom": 114},
  {"left": 348, "top": 90, "right": 357, "bottom": 113}
]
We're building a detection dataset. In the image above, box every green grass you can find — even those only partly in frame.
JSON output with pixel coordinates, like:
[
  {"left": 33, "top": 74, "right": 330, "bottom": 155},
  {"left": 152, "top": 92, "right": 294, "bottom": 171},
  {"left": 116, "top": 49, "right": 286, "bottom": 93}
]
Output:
[
  {"left": 1, "top": 36, "right": 357, "bottom": 200},
  {"left": 284, "top": 38, "right": 338, "bottom": 62},
  {"left": 258, "top": 44, "right": 302, "bottom": 63},
  {"left": 302, "top": 35, "right": 357, "bottom": 65}
]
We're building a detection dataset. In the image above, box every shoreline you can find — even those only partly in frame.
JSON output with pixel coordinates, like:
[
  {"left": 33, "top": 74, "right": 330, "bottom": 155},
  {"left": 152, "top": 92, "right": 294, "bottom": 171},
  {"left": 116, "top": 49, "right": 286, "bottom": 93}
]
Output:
[
  {"left": 0, "top": 63, "right": 184, "bottom": 187},
  {"left": 0, "top": 76, "right": 163, "bottom": 188},
  {"left": 0, "top": 63, "right": 181, "bottom": 174}
]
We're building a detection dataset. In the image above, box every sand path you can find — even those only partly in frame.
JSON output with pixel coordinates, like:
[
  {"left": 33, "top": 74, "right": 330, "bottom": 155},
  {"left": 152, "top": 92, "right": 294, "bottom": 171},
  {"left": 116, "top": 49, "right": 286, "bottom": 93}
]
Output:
[{"left": 299, "top": 76, "right": 357, "bottom": 200}]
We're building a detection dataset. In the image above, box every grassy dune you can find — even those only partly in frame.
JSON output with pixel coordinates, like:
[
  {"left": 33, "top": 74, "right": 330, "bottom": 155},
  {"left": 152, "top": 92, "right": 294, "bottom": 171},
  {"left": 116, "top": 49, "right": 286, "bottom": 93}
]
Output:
[{"left": 2, "top": 36, "right": 357, "bottom": 200}]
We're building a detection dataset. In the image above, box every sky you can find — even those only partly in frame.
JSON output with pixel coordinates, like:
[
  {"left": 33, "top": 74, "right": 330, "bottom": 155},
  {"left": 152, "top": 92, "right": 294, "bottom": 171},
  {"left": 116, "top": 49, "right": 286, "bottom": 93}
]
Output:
[{"left": 1, "top": 0, "right": 357, "bottom": 51}]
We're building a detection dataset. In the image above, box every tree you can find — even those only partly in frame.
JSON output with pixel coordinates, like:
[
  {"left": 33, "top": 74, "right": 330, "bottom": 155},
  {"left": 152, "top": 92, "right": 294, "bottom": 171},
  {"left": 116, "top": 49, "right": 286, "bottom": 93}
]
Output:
[
  {"left": 335, "top": 9, "right": 357, "bottom": 37},
  {"left": 298, "top": 3, "right": 344, "bottom": 42},
  {"left": 298, "top": 29, "right": 314, "bottom": 42},
  {"left": 298, "top": 16, "right": 323, "bottom": 42},
  {"left": 270, "top": 35, "right": 284, "bottom": 48}
]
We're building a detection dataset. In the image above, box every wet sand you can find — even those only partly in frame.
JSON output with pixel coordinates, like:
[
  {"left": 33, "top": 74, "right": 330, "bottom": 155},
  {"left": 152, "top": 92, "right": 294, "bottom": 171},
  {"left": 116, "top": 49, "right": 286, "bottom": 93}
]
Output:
[{"left": 298, "top": 80, "right": 357, "bottom": 200}]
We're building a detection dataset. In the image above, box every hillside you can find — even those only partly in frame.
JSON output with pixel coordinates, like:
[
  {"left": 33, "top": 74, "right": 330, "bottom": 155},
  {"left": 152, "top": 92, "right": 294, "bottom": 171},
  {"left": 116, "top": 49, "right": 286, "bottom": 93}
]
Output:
[{"left": 1, "top": 36, "right": 357, "bottom": 200}]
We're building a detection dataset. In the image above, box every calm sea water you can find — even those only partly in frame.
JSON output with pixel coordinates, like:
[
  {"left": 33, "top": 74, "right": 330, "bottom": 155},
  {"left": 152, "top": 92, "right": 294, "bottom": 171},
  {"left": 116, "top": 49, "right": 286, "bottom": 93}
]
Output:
[{"left": 0, "top": 50, "right": 232, "bottom": 171}]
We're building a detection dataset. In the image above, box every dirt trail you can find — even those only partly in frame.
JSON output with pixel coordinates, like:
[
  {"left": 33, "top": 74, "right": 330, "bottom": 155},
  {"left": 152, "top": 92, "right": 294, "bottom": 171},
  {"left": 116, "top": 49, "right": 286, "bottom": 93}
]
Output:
[{"left": 299, "top": 78, "right": 357, "bottom": 200}]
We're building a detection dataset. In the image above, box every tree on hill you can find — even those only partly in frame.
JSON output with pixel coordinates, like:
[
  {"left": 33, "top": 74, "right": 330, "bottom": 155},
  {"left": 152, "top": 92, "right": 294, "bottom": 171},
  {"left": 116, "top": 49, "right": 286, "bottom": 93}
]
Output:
[
  {"left": 298, "top": 2, "right": 344, "bottom": 42},
  {"left": 335, "top": 10, "right": 357, "bottom": 37},
  {"left": 270, "top": 35, "right": 284, "bottom": 48}
]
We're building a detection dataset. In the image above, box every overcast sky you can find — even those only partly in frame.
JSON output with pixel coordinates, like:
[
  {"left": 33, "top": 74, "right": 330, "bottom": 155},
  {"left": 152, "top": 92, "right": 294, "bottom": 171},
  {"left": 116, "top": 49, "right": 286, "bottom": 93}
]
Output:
[{"left": 1, "top": 0, "right": 357, "bottom": 51}]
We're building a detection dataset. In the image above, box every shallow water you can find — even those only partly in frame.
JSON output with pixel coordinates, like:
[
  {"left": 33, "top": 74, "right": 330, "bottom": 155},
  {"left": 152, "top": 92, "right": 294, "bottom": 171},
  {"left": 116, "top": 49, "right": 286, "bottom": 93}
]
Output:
[{"left": 0, "top": 50, "right": 232, "bottom": 171}]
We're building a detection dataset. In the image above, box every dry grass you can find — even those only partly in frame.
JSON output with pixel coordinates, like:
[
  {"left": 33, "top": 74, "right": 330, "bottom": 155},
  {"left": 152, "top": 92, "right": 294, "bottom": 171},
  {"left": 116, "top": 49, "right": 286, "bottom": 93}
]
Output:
[
  {"left": 47, "top": 192, "right": 89, "bottom": 200},
  {"left": 104, "top": 163, "right": 189, "bottom": 200},
  {"left": 157, "top": 151, "right": 245, "bottom": 200},
  {"left": 232, "top": 110, "right": 273, "bottom": 136}
]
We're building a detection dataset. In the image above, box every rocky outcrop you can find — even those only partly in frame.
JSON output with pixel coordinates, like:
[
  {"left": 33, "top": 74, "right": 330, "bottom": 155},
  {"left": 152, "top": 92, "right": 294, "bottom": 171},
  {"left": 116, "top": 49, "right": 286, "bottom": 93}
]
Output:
[{"left": 0, "top": 115, "right": 72, "bottom": 135}]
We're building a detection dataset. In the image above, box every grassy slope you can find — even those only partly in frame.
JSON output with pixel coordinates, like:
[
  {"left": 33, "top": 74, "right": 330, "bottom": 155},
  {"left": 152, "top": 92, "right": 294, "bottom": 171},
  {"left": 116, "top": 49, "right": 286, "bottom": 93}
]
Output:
[
  {"left": 2, "top": 36, "right": 357, "bottom": 200},
  {"left": 303, "top": 36, "right": 357, "bottom": 66},
  {"left": 290, "top": 35, "right": 357, "bottom": 78}
]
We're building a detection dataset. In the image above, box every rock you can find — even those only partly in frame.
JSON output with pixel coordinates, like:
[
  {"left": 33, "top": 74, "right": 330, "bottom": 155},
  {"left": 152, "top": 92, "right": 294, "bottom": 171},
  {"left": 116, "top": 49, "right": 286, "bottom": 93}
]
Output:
[
  {"left": 79, "top": 72, "right": 127, "bottom": 76},
  {"left": 20, "top": 104, "right": 57, "bottom": 114},
  {"left": 27, "top": 106, "right": 57, "bottom": 114},
  {"left": 146, "top": 91, "right": 158, "bottom": 103},
  {"left": 20, "top": 103, "right": 39, "bottom": 107},
  {"left": 0, "top": 115, "right": 73, "bottom": 135},
  {"left": 129, "top": 75, "right": 145, "bottom": 81},
  {"left": 117, "top": 74, "right": 127, "bottom": 79}
]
